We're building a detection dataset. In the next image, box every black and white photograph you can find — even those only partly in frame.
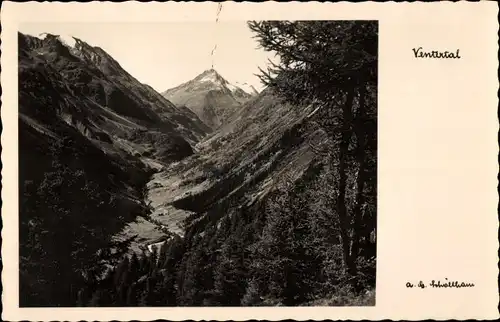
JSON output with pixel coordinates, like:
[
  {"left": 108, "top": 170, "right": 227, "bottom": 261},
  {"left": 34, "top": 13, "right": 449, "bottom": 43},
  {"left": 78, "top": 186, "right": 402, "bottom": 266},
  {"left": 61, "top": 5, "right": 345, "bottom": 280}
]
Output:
[{"left": 18, "top": 18, "right": 378, "bottom": 307}]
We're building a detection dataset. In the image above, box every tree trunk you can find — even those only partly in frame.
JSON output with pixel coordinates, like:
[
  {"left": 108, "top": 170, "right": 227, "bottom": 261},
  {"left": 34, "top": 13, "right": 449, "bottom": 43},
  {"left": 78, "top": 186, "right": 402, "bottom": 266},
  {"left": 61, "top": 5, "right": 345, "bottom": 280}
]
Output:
[
  {"left": 349, "top": 85, "right": 368, "bottom": 273},
  {"left": 335, "top": 88, "right": 356, "bottom": 276}
]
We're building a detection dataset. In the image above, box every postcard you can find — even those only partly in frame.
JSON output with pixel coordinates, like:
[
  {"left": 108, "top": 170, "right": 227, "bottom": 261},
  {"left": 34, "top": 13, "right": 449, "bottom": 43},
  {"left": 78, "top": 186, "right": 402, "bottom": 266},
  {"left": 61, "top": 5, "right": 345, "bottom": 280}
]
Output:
[{"left": 1, "top": 1, "right": 498, "bottom": 320}]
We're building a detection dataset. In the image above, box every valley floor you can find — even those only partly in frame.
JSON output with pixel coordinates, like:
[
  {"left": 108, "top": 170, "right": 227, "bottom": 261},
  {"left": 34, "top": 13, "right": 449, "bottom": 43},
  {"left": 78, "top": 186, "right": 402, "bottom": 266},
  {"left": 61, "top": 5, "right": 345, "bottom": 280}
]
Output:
[{"left": 111, "top": 155, "right": 206, "bottom": 253}]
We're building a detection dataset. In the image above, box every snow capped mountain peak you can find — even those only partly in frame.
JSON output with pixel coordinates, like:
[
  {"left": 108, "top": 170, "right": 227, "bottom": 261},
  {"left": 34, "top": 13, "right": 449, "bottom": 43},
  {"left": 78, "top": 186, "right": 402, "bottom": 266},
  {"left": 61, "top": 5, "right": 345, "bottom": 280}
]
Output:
[
  {"left": 163, "top": 69, "right": 258, "bottom": 130},
  {"left": 234, "top": 81, "right": 259, "bottom": 95},
  {"left": 38, "top": 33, "right": 49, "bottom": 40},
  {"left": 191, "top": 69, "right": 259, "bottom": 97},
  {"left": 163, "top": 69, "right": 258, "bottom": 112},
  {"left": 57, "top": 34, "right": 77, "bottom": 48},
  {"left": 195, "top": 69, "right": 229, "bottom": 87},
  {"left": 199, "top": 70, "right": 224, "bottom": 83},
  {"left": 38, "top": 33, "right": 77, "bottom": 48}
]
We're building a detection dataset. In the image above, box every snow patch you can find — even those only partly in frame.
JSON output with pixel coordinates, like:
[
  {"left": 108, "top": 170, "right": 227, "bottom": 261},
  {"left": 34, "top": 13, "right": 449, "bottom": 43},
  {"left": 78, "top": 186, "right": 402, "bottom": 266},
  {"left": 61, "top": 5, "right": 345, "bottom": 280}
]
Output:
[
  {"left": 195, "top": 70, "right": 258, "bottom": 96},
  {"left": 57, "top": 34, "right": 77, "bottom": 48},
  {"left": 235, "top": 81, "right": 258, "bottom": 95},
  {"left": 226, "top": 83, "right": 238, "bottom": 92},
  {"left": 36, "top": 32, "right": 77, "bottom": 48},
  {"left": 227, "top": 80, "right": 258, "bottom": 96},
  {"left": 199, "top": 73, "right": 221, "bottom": 84}
]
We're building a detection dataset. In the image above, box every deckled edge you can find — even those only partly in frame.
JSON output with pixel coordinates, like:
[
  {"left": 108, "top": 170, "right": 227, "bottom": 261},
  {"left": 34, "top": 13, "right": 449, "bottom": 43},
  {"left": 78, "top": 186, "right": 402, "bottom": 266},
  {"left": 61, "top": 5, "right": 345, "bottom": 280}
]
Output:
[
  {"left": 1, "top": 1, "right": 5, "bottom": 320},
  {"left": 1, "top": 1, "right": 499, "bottom": 321}
]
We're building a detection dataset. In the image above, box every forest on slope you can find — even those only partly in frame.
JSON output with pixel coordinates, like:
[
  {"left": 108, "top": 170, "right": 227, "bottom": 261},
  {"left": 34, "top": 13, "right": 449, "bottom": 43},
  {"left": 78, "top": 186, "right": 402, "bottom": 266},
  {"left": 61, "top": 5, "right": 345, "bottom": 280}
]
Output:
[
  {"left": 18, "top": 32, "right": 208, "bottom": 306},
  {"left": 76, "top": 20, "right": 378, "bottom": 307}
]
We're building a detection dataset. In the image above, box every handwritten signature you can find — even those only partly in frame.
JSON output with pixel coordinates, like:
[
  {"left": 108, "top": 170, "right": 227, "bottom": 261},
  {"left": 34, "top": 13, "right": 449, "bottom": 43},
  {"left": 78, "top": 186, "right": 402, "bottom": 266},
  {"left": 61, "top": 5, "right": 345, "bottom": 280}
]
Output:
[{"left": 406, "top": 278, "right": 475, "bottom": 289}]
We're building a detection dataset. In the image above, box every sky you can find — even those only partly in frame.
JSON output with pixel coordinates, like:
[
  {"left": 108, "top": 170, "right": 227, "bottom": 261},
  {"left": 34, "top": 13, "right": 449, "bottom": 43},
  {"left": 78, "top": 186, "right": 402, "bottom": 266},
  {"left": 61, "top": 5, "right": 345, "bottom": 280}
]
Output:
[{"left": 19, "top": 22, "right": 276, "bottom": 92}]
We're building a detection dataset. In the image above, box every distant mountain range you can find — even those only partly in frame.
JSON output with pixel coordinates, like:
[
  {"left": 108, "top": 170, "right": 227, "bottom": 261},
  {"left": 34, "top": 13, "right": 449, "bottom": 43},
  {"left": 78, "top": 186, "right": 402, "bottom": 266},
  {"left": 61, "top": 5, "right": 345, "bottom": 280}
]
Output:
[{"left": 162, "top": 69, "right": 259, "bottom": 130}]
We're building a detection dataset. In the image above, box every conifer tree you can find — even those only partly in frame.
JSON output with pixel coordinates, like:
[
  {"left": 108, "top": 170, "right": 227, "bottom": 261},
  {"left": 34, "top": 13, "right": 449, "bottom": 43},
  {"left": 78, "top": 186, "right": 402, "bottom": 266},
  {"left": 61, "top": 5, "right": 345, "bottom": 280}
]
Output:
[
  {"left": 248, "top": 20, "right": 377, "bottom": 278},
  {"left": 211, "top": 236, "right": 248, "bottom": 305},
  {"left": 250, "top": 179, "right": 321, "bottom": 305}
]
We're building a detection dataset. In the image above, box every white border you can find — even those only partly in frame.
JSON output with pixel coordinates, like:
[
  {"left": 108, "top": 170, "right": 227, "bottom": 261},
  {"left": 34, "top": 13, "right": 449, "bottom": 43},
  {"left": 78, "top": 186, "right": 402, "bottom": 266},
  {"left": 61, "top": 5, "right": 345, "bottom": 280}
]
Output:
[{"left": 1, "top": 2, "right": 498, "bottom": 321}]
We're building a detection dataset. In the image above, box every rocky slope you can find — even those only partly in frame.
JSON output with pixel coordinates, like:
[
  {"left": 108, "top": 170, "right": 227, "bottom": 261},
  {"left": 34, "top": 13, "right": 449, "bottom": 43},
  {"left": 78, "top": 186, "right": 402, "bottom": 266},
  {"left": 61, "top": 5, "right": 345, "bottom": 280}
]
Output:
[
  {"left": 92, "top": 85, "right": 352, "bottom": 307},
  {"left": 162, "top": 69, "right": 258, "bottom": 130},
  {"left": 19, "top": 32, "right": 209, "bottom": 158},
  {"left": 18, "top": 32, "right": 209, "bottom": 306},
  {"left": 123, "top": 87, "right": 329, "bottom": 251}
]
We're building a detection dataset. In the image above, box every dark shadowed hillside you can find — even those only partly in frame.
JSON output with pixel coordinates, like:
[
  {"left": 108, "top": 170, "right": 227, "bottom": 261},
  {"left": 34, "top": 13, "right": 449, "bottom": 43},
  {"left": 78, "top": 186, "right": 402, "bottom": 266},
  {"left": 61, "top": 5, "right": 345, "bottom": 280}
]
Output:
[
  {"left": 114, "top": 87, "right": 327, "bottom": 250},
  {"left": 18, "top": 32, "right": 209, "bottom": 306}
]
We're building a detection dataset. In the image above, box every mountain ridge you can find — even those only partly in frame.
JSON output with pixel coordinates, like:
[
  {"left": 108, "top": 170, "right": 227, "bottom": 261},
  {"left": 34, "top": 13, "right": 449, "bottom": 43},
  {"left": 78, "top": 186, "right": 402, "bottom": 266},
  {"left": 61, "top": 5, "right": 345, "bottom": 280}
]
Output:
[
  {"left": 161, "top": 69, "right": 259, "bottom": 131},
  {"left": 18, "top": 31, "right": 212, "bottom": 306}
]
